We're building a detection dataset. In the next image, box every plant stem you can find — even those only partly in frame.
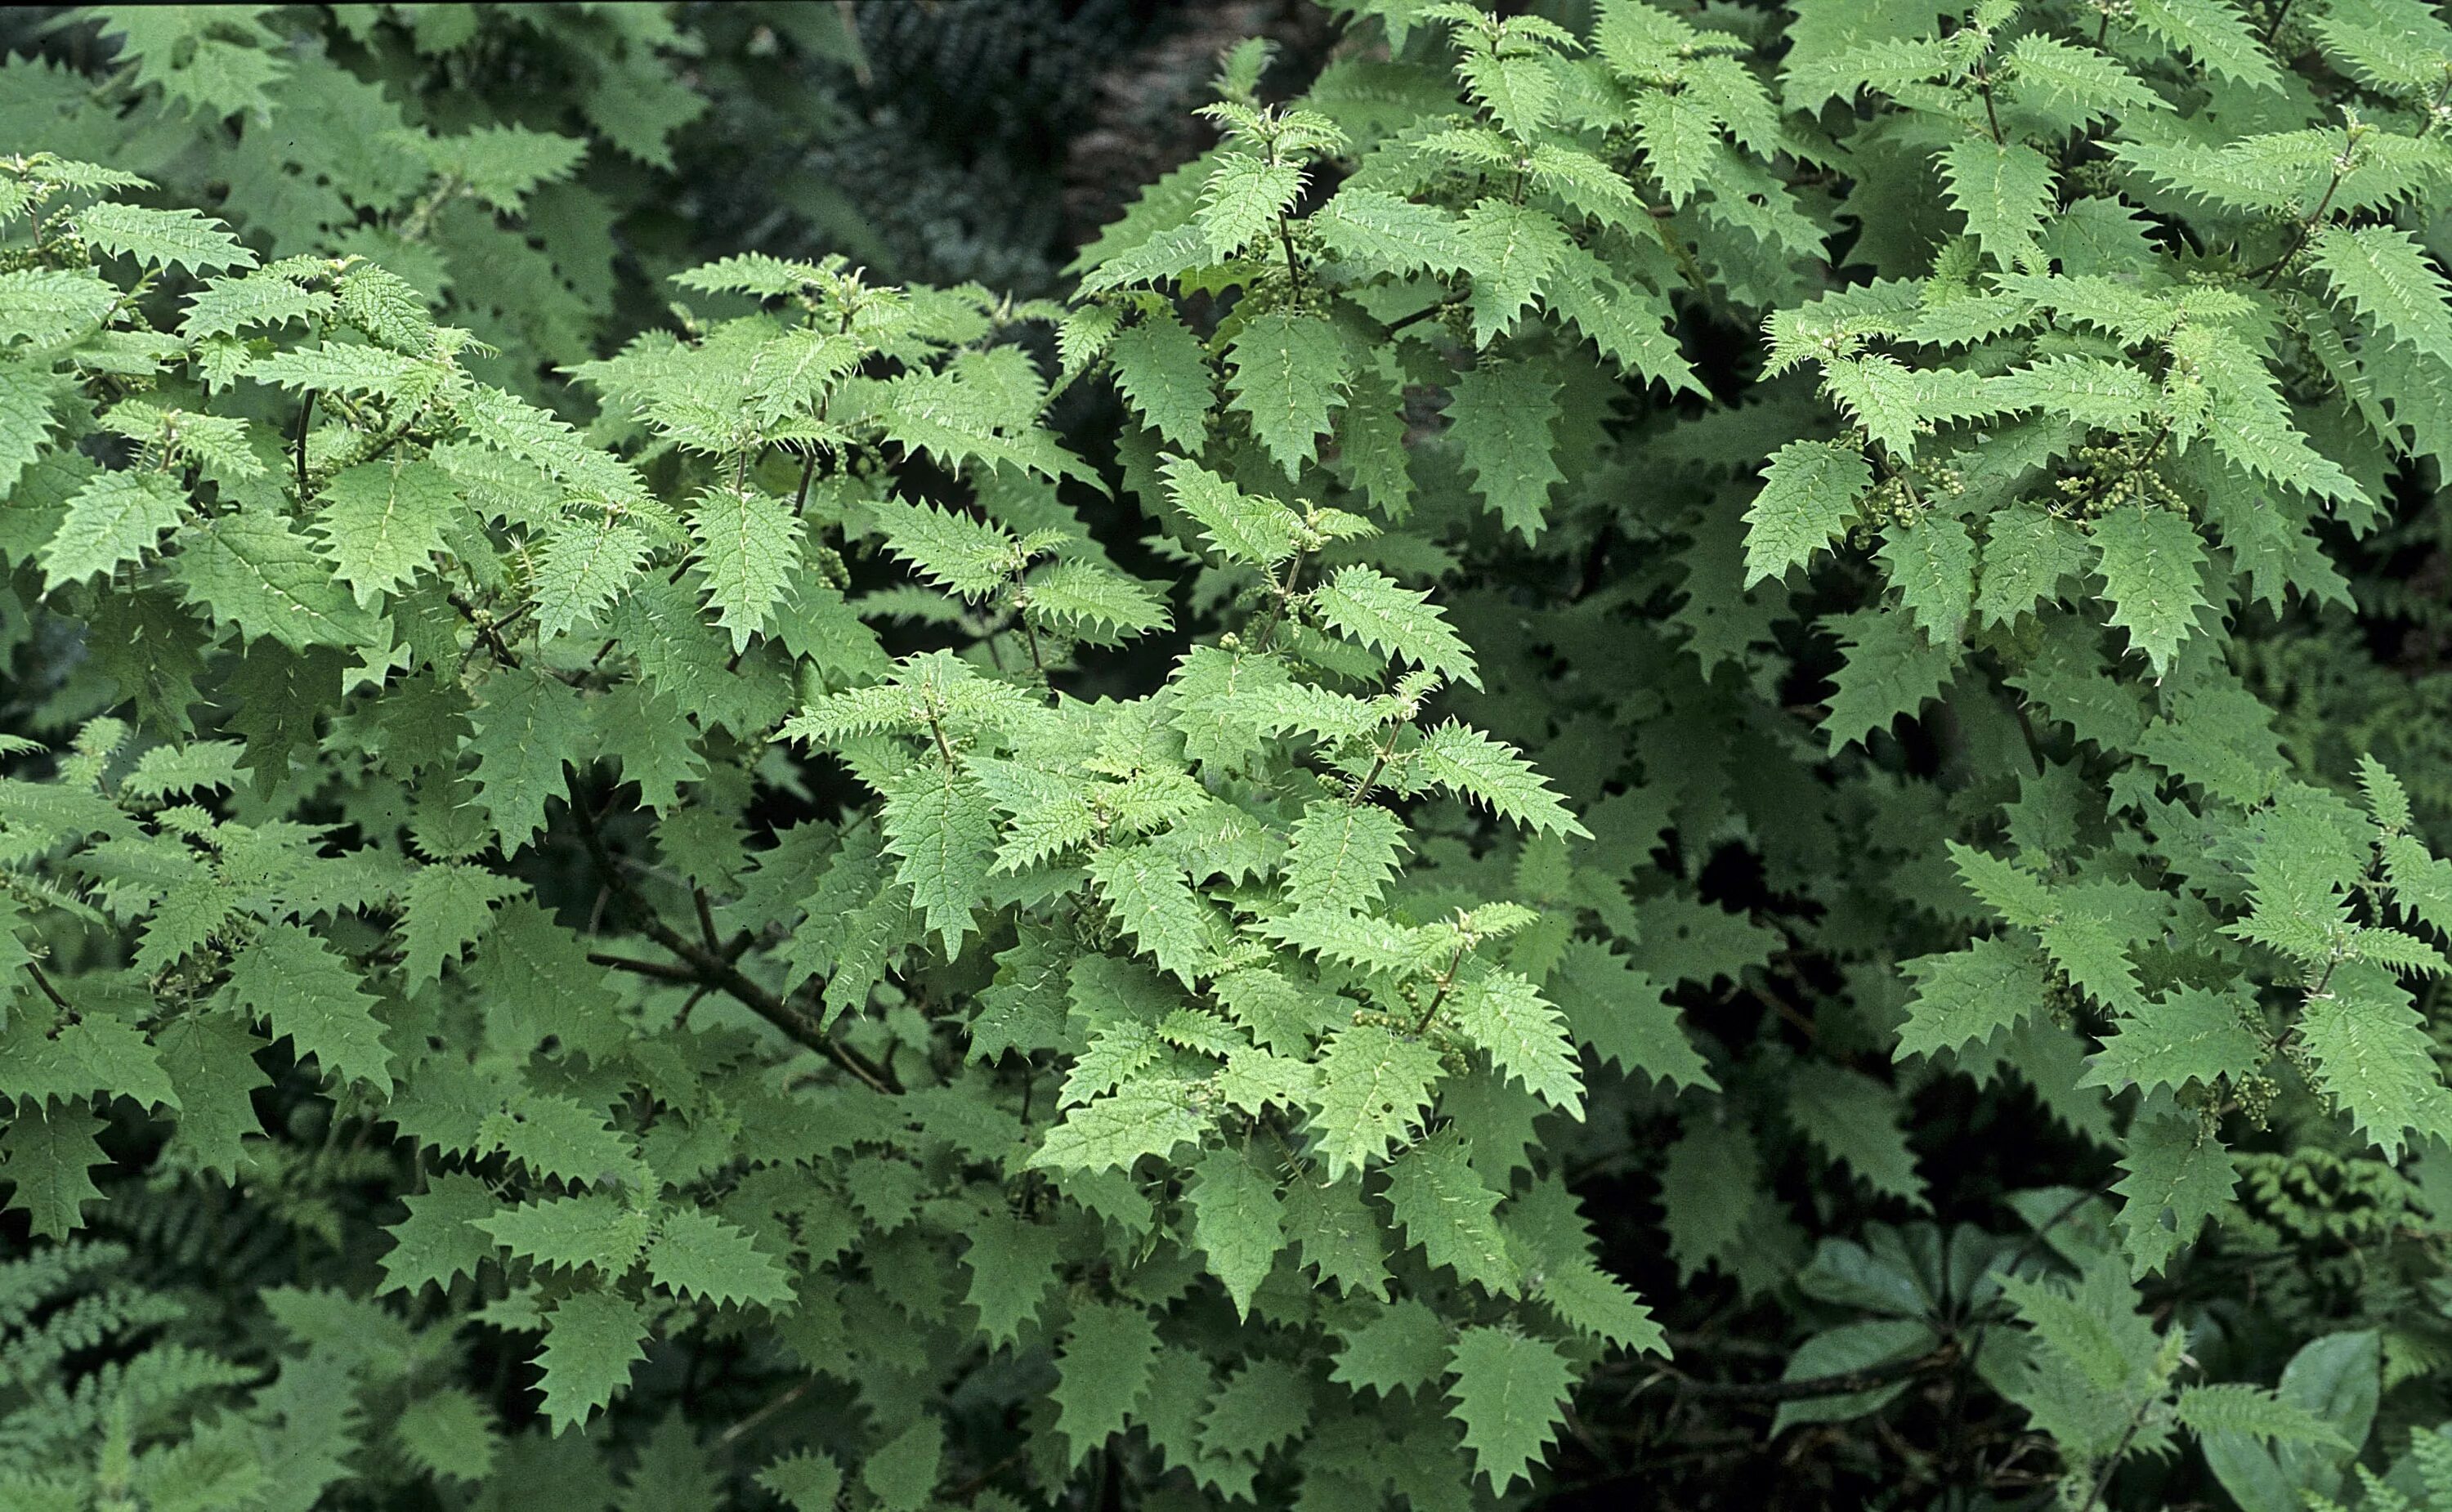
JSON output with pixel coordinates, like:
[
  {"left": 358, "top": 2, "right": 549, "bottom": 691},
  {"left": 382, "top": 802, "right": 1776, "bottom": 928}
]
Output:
[
  {"left": 293, "top": 391, "right": 315, "bottom": 501},
  {"left": 25, "top": 961, "right": 69, "bottom": 1012},
  {"left": 570, "top": 794, "right": 899, "bottom": 1094},
  {"left": 2075, "top": 1395, "right": 2157, "bottom": 1512},
  {"left": 1667, "top": 1341, "right": 1959, "bottom": 1402},
  {"left": 2254, "top": 162, "right": 2347, "bottom": 286},
  {"left": 792, "top": 446, "right": 821, "bottom": 515},
  {"left": 1412, "top": 940, "right": 1469, "bottom": 1035}
]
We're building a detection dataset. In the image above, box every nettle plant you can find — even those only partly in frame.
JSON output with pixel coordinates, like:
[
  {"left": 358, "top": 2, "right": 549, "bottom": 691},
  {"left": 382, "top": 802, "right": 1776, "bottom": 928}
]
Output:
[
  {"left": 16, "top": 0, "right": 2452, "bottom": 1507},
  {"left": 1763, "top": 0, "right": 2452, "bottom": 1277},
  {"left": 0, "top": 108, "right": 1649, "bottom": 1505},
  {"left": 1, "top": 3, "right": 736, "bottom": 401}
]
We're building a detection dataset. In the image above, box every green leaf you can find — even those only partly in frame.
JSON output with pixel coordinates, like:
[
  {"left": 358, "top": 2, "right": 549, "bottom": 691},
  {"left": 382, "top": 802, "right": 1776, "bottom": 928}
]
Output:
[
  {"left": 1085, "top": 843, "right": 1210, "bottom": 986},
  {"left": 1286, "top": 800, "right": 1408, "bottom": 916},
  {"left": 181, "top": 269, "right": 333, "bottom": 342},
  {"left": 1990, "top": 356, "right": 2158, "bottom": 431},
  {"left": 530, "top": 519, "right": 649, "bottom": 643},
  {"left": 0, "top": 1100, "right": 108, "bottom": 1239},
  {"left": 1631, "top": 88, "right": 1718, "bottom": 205},
  {"left": 2113, "top": 1107, "right": 2235, "bottom": 1278},
  {"left": 246, "top": 342, "right": 436, "bottom": 400},
  {"left": 400, "top": 863, "right": 521, "bottom": 994},
  {"left": 1021, "top": 561, "right": 1170, "bottom": 639},
  {"left": 826, "top": 777, "right": 971, "bottom": 964},
  {"left": 1312, "top": 566, "right": 1480, "bottom": 688},
  {"left": 477, "top": 1194, "right": 653, "bottom": 1275},
  {"left": 336, "top": 265, "right": 432, "bottom": 353},
  {"left": 1743, "top": 440, "right": 1872, "bottom": 587},
  {"left": 2235, "top": 800, "right": 2362, "bottom": 962},
  {"left": 535, "top": 1287, "right": 647, "bottom": 1434},
  {"left": 1159, "top": 454, "right": 1300, "bottom": 567},
  {"left": 1822, "top": 610, "right": 1955, "bottom": 752},
  {"left": 1537, "top": 1250, "right": 1667, "bottom": 1356},
  {"left": 2385, "top": 832, "right": 2452, "bottom": 940},
  {"left": 2199, "top": 1330, "right": 2377, "bottom": 1507},
  {"left": 1447, "top": 361, "right": 1563, "bottom": 540},
  {"left": 1200, "top": 1357, "right": 1313, "bottom": 1463},
  {"left": 1878, "top": 514, "right": 1975, "bottom": 643},
  {"left": 0, "top": 360, "right": 67, "bottom": 499},
  {"left": 409, "top": 123, "right": 588, "bottom": 213},
  {"left": 1445, "top": 1326, "right": 1574, "bottom": 1494},
  {"left": 1224, "top": 309, "right": 1351, "bottom": 477},
  {"left": 1198, "top": 150, "right": 1304, "bottom": 259},
  {"left": 2081, "top": 985, "right": 2269, "bottom": 1096},
  {"left": 1188, "top": 1145, "right": 1284, "bottom": 1320},
  {"left": 757, "top": 1452, "right": 844, "bottom": 1512},
  {"left": 0, "top": 267, "right": 116, "bottom": 345},
  {"left": 1407, "top": 720, "right": 1586, "bottom": 837},
  {"left": 1545, "top": 245, "right": 1702, "bottom": 395},
  {"left": 1336, "top": 1301, "right": 1453, "bottom": 1403},
  {"left": 0, "top": 1000, "right": 176, "bottom": 1112},
  {"left": 1658, "top": 1117, "right": 1767, "bottom": 1277},
  {"left": 642, "top": 1208, "right": 794, "bottom": 1308},
  {"left": 1976, "top": 503, "right": 2092, "bottom": 627},
  {"left": 394, "top": 1389, "right": 499, "bottom": 1485},
  {"left": 1938, "top": 140, "right": 2056, "bottom": 273},
  {"left": 378, "top": 1172, "right": 501, "bottom": 1297},
  {"left": 473, "top": 1090, "right": 642, "bottom": 1193},
  {"left": 872, "top": 496, "right": 1021, "bottom": 600},
  {"left": 958, "top": 1207, "right": 1060, "bottom": 1349},
  {"left": 2092, "top": 507, "right": 2207, "bottom": 676},
  {"left": 1461, "top": 48, "right": 1560, "bottom": 136},
  {"left": 1449, "top": 968, "right": 1583, "bottom": 1116},
  {"left": 1896, "top": 936, "right": 2053, "bottom": 1059},
  {"left": 315, "top": 459, "right": 460, "bottom": 606},
  {"left": 1285, "top": 1173, "right": 1391, "bottom": 1298},
  {"left": 1822, "top": 356, "right": 1995, "bottom": 463},
  {"left": 1787, "top": 1062, "right": 1926, "bottom": 1209},
  {"left": 153, "top": 1010, "right": 267, "bottom": 1179},
  {"left": 1458, "top": 199, "right": 1571, "bottom": 346},
  {"left": 1109, "top": 312, "right": 1213, "bottom": 452},
  {"left": 2128, "top": 0, "right": 2283, "bottom": 90},
  {"left": 1309, "top": 1022, "right": 1445, "bottom": 1181},
  {"left": 1333, "top": 1295, "right": 1452, "bottom": 1398},
  {"left": 863, "top": 1418, "right": 943, "bottom": 1512},
  {"left": 1549, "top": 940, "right": 1716, "bottom": 1090},
  {"left": 2298, "top": 963, "right": 2445, "bottom": 1161},
  {"left": 74, "top": 200, "right": 253, "bottom": 275},
  {"left": 2174, "top": 1384, "right": 2352, "bottom": 1448},
  {"left": 468, "top": 669, "right": 590, "bottom": 854},
  {"left": 2311, "top": 223, "right": 2452, "bottom": 366},
  {"left": 1385, "top": 1128, "right": 1518, "bottom": 1295},
  {"left": 1052, "top": 1299, "right": 1161, "bottom": 1465},
  {"left": 1313, "top": 187, "right": 1473, "bottom": 275},
  {"left": 1767, "top": 1318, "right": 1936, "bottom": 1435},
  {"left": 40, "top": 470, "right": 186, "bottom": 592},
  {"left": 2002, "top": 33, "right": 2167, "bottom": 124},
  {"left": 174, "top": 507, "right": 379, "bottom": 651},
  {"left": 691, "top": 488, "right": 803, "bottom": 651},
  {"left": 1030, "top": 1080, "right": 1210, "bottom": 1174},
  {"left": 226, "top": 923, "right": 393, "bottom": 1094}
]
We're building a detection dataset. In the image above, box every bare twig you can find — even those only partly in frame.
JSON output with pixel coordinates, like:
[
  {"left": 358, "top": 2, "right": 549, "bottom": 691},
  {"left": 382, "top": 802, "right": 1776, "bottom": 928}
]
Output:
[
  {"left": 1662, "top": 1341, "right": 1960, "bottom": 1403},
  {"left": 569, "top": 795, "right": 899, "bottom": 1094},
  {"left": 718, "top": 1377, "right": 815, "bottom": 1447},
  {"left": 25, "top": 961, "right": 70, "bottom": 1013}
]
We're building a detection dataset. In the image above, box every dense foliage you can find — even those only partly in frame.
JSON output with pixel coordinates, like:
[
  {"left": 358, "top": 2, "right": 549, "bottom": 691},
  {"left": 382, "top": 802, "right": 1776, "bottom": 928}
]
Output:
[{"left": 19, "top": 1, "right": 2452, "bottom": 1508}]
